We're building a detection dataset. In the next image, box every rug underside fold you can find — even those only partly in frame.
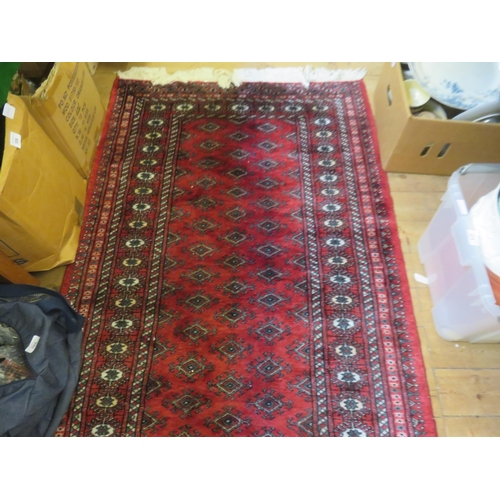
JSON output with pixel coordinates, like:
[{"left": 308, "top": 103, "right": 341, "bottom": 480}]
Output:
[{"left": 117, "top": 66, "right": 368, "bottom": 88}]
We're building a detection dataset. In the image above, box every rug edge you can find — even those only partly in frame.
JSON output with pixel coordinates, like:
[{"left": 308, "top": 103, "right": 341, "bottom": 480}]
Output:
[{"left": 359, "top": 80, "right": 438, "bottom": 437}]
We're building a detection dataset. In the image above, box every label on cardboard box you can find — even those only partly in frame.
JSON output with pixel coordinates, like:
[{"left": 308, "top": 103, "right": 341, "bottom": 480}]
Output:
[
  {"left": 3, "top": 103, "right": 15, "bottom": 119},
  {"left": 10, "top": 132, "right": 21, "bottom": 148}
]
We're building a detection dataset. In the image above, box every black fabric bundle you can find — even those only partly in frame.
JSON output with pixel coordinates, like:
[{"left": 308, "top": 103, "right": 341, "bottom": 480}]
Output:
[{"left": 0, "top": 285, "right": 84, "bottom": 437}]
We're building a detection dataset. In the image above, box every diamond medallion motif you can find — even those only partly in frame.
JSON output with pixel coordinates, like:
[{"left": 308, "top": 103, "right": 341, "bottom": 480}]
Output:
[
  {"left": 170, "top": 352, "right": 214, "bottom": 382},
  {"left": 215, "top": 304, "right": 254, "bottom": 327},
  {"left": 246, "top": 388, "right": 293, "bottom": 420},
  {"left": 227, "top": 187, "right": 247, "bottom": 198},
  {"left": 257, "top": 178, "right": 278, "bottom": 190},
  {"left": 192, "top": 218, "right": 217, "bottom": 233},
  {"left": 197, "top": 177, "right": 217, "bottom": 189},
  {"left": 219, "top": 279, "right": 253, "bottom": 296},
  {"left": 182, "top": 293, "right": 217, "bottom": 312},
  {"left": 192, "top": 196, "right": 217, "bottom": 211},
  {"left": 200, "top": 122, "right": 221, "bottom": 132},
  {"left": 229, "top": 131, "right": 249, "bottom": 141},
  {"left": 256, "top": 291, "right": 287, "bottom": 310},
  {"left": 250, "top": 320, "right": 291, "bottom": 345},
  {"left": 229, "top": 149, "right": 250, "bottom": 160},
  {"left": 225, "top": 208, "right": 247, "bottom": 221},
  {"left": 257, "top": 197, "right": 279, "bottom": 210},
  {"left": 257, "top": 219, "right": 280, "bottom": 233},
  {"left": 258, "top": 159, "right": 279, "bottom": 170},
  {"left": 205, "top": 407, "right": 252, "bottom": 435},
  {"left": 257, "top": 244, "right": 281, "bottom": 257},
  {"left": 228, "top": 167, "right": 248, "bottom": 179},
  {"left": 183, "top": 267, "right": 219, "bottom": 285},
  {"left": 208, "top": 371, "right": 251, "bottom": 400},
  {"left": 248, "top": 353, "right": 291, "bottom": 381},
  {"left": 256, "top": 267, "right": 283, "bottom": 283},
  {"left": 174, "top": 320, "right": 217, "bottom": 345},
  {"left": 222, "top": 254, "right": 247, "bottom": 270},
  {"left": 223, "top": 230, "right": 247, "bottom": 245},
  {"left": 257, "top": 123, "right": 277, "bottom": 133},
  {"left": 199, "top": 140, "right": 221, "bottom": 151},
  {"left": 166, "top": 389, "right": 211, "bottom": 418},
  {"left": 188, "top": 243, "right": 215, "bottom": 259},
  {"left": 258, "top": 141, "right": 278, "bottom": 152},
  {"left": 198, "top": 158, "right": 220, "bottom": 169},
  {"left": 211, "top": 334, "right": 253, "bottom": 364}
]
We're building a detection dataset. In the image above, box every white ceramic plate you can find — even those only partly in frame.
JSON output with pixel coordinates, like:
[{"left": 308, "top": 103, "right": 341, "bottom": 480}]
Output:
[
  {"left": 453, "top": 98, "right": 500, "bottom": 121},
  {"left": 408, "top": 62, "right": 500, "bottom": 110}
]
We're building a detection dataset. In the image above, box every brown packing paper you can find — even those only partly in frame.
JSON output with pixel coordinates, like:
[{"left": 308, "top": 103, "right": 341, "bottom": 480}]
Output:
[
  {"left": 23, "top": 62, "right": 104, "bottom": 179},
  {"left": 0, "top": 94, "right": 87, "bottom": 272}
]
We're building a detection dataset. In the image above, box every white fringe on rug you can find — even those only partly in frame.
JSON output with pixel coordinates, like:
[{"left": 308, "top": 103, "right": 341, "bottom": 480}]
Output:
[{"left": 117, "top": 66, "right": 367, "bottom": 89}]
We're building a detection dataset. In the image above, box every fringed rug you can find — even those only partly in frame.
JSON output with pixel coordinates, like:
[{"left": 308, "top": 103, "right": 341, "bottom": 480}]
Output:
[{"left": 58, "top": 70, "right": 436, "bottom": 437}]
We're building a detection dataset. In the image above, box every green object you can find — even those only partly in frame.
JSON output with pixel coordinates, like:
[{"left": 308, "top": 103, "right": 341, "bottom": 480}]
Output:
[{"left": 0, "top": 63, "right": 20, "bottom": 104}]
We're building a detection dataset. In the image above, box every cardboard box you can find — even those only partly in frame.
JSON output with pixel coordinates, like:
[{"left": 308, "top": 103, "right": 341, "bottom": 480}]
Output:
[
  {"left": 23, "top": 62, "right": 104, "bottom": 179},
  {"left": 86, "top": 62, "right": 99, "bottom": 75},
  {"left": 374, "top": 63, "right": 500, "bottom": 175},
  {"left": 0, "top": 94, "right": 87, "bottom": 272}
]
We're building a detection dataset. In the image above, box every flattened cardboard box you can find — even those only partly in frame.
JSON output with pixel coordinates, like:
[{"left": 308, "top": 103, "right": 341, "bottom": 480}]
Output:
[
  {"left": 374, "top": 62, "right": 500, "bottom": 175},
  {"left": 23, "top": 62, "right": 104, "bottom": 179},
  {"left": 0, "top": 94, "right": 87, "bottom": 272}
]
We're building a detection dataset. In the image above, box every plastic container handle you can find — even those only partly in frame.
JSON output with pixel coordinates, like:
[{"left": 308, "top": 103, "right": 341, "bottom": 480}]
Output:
[{"left": 459, "top": 163, "right": 500, "bottom": 176}]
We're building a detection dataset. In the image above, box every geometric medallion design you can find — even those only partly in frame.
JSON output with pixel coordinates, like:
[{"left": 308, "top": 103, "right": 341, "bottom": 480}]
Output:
[
  {"left": 210, "top": 334, "right": 253, "bottom": 364},
  {"left": 247, "top": 353, "right": 292, "bottom": 382},
  {"left": 164, "top": 389, "right": 212, "bottom": 418},
  {"left": 184, "top": 292, "right": 218, "bottom": 312},
  {"left": 169, "top": 352, "right": 214, "bottom": 383},
  {"left": 204, "top": 406, "right": 252, "bottom": 436},
  {"left": 214, "top": 303, "right": 254, "bottom": 327},
  {"left": 173, "top": 320, "right": 217, "bottom": 345},
  {"left": 248, "top": 319, "right": 292, "bottom": 345},
  {"left": 256, "top": 267, "right": 285, "bottom": 283},
  {"left": 246, "top": 388, "right": 294, "bottom": 420},
  {"left": 207, "top": 370, "right": 252, "bottom": 400}
]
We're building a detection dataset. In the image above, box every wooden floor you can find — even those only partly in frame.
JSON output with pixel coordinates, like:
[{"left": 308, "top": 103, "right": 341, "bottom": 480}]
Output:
[{"left": 37, "top": 62, "right": 500, "bottom": 436}]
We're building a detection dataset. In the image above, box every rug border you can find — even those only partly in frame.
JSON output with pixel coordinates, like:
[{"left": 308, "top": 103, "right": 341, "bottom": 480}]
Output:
[{"left": 359, "top": 80, "right": 438, "bottom": 437}]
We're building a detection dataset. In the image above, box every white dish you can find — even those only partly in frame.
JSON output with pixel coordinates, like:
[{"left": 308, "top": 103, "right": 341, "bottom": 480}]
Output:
[
  {"left": 408, "top": 62, "right": 500, "bottom": 110},
  {"left": 422, "top": 99, "right": 447, "bottom": 120},
  {"left": 414, "top": 111, "right": 438, "bottom": 119},
  {"left": 403, "top": 79, "right": 430, "bottom": 107},
  {"left": 453, "top": 98, "right": 500, "bottom": 121}
]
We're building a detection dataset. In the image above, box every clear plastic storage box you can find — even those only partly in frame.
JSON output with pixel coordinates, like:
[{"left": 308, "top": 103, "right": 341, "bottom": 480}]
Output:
[{"left": 418, "top": 163, "right": 500, "bottom": 343}]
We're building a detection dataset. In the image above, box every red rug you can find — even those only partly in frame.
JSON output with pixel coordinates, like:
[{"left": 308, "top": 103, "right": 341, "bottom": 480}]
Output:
[{"left": 59, "top": 77, "right": 436, "bottom": 437}]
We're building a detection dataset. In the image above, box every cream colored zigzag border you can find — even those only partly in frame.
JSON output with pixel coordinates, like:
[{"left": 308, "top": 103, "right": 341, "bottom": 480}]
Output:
[{"left": 117, "top": 66, "right": 367, "bottom": 89}]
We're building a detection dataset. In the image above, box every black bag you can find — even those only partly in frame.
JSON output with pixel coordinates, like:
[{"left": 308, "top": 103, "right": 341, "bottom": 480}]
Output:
[{"left": 0, "top": 285, "right": 84, "bottom": 437}]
